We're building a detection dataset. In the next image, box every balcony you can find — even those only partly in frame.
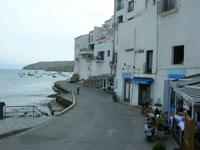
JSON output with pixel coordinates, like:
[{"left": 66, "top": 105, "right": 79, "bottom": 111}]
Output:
[
  {"left": 116, "top": 0, "right": 124, "bottom": 11},
  {"left": 94, "top": 56, "right": 104, "bottom": 63},
  {"left": 78, "top": 48, "right": 94, "bottom": 56},
  {"left": 112, "top": 22, "right": 118, "bottom": 29},
  {"left": 142, "top": 63, "right": 153, "bottom": 74},
  {"left": 158, "top": 0, "right": 178, "bottom": 16}
]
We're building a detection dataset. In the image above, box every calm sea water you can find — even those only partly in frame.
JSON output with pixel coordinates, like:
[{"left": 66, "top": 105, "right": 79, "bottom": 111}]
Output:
[{"left": 0, "top": 69, "right": 72, "bottom": 114}]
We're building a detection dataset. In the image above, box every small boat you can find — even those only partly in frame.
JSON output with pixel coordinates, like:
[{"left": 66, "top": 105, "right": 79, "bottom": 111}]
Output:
[
  {"left": 27, "top": 72, "right": 34, "bottom": 76},
  {"left": 18, "top": 73, "right": 24, "bottom": 77}
]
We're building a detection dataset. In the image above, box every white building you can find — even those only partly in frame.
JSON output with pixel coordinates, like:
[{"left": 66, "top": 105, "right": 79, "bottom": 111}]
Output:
[
  {"left": 156, "top": 0, "right": 200, "bottom": 112},
  {"left": 74, "top": 0, "right": 200, "bottom": 111},
  {"left": 114, "top": 0, "right": 157, "bottom": 105},
  {"left": 74, "top": 34, "right": 92, "bottom": 80},
  {"left": 114, "top": 0, "right": 200, "bottom": 110},
  {"left": 73, "top": 17, "right": 115, "bottom": 88}
]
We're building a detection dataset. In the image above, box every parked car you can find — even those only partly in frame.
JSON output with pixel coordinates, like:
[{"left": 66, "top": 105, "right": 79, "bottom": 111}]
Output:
[{"left": 67, "top": 77, "right": 76, "bottom": 83}]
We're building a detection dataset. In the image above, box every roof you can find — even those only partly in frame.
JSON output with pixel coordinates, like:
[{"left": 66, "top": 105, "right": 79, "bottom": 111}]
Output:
[
  {"left": 175, "top": 86, "right": 200, "bottom": 104},
  {"left": 171, "top": 73, "right": 200, "bottom": 87},
  {"left": 172, "top": 73, "right": 200, "bottom": 104}
]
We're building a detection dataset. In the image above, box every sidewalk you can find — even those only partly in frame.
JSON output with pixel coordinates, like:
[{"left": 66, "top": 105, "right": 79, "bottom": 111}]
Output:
[{"left": 0, "top": 116, "right": 52, "bottom": 138}]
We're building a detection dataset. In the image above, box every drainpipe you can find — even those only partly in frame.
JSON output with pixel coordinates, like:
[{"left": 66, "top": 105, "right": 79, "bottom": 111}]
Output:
[
  {"left": 112, "top": 0, "right": 116, "bottom": 75},
  {"left": 175, "top": 94, "right": 177, "bottom": 114},
  {"left": 112, "top": 0, "right": 117, "bottom": 91},
  {"left": 133, "top": 28, "right": 136, "bottom": 76},
  {"left": 155, "top": 1, "right": 159, "bottom": 74}
]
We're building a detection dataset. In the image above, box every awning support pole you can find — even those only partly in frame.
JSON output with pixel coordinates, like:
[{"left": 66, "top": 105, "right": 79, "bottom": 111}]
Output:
[{"left": 192, "top": 102, "right": 195, "bottom": 120}]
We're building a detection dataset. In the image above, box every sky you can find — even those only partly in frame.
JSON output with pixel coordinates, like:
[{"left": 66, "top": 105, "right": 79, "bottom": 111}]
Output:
[{"left": 0, "top": 0, "right": 114, "bottom": 69}]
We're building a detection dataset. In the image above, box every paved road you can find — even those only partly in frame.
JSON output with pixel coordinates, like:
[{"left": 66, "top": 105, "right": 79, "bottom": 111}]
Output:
[{"left": 0, "top": 81, "right": 176, "bottom": 150}]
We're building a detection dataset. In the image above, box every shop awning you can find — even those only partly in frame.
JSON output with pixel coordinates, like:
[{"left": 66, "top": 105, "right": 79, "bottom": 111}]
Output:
[
  {"left": 174, "top": 86, "right": 200, "bottom": 104},
  {"left": 130, "top": 77, "right": 153, "bottom": 84}
]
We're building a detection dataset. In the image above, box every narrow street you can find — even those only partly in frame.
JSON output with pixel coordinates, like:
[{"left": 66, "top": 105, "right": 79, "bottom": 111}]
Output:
[{"left": 0, "top": 82, "right": 176, "bottom": 150}]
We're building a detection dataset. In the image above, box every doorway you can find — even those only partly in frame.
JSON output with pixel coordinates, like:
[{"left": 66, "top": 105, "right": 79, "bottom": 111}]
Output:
[
  {"left": 124, "top": 79, "right": 130, "bottom": 103},
  {"left": 138, "top": 84, "right": 150, "bottom": 105}
]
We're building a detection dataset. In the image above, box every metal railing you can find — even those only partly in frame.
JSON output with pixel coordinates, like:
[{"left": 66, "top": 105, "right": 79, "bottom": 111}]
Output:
[
  {"left": 80, "top": 48, "right": 88, "bottom": 52},
  {"left": 4, "top": 105, "right": 44, "bottom": 118}
]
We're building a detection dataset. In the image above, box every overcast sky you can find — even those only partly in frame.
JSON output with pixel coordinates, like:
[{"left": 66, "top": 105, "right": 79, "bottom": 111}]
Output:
[{"left": 0, "top": 0, "right": 114, "bottom": 69}]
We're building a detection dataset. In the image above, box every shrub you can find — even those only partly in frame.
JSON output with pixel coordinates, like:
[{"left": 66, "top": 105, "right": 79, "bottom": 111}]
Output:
[
  {"left": 152, "top": 141, "right": 166, "bottom": 150},
  {"left": 154, "top": 103, "right": 162, "bottom": 107}
]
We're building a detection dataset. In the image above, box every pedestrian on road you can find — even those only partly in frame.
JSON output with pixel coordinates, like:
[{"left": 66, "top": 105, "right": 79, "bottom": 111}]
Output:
[{"left": 77, "top": 83, "right": 80, "bottom": 95}]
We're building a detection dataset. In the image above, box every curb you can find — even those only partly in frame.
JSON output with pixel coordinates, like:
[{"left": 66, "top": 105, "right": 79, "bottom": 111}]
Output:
[
  {"left": 55, "top": 91, "right": 76, "bottom": 116},
  {"left": 0, "top": 128, "right": 31, "bottom": 139}
]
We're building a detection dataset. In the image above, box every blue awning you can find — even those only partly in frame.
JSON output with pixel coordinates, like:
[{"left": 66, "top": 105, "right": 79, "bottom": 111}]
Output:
[{"left": 130, "top": 77, "right": 154, "bottom": 84}]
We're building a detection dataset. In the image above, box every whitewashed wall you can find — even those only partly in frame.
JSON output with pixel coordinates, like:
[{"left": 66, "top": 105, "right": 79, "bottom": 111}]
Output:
[
  {"left": 91, "top": 41, "right": 113, "bottom": 76},
  {"left": 115, "top": 0, "right": 157, "bottom": 105},
  {"left": 156, "top": 0, "right": 200, "bottom": 105}
]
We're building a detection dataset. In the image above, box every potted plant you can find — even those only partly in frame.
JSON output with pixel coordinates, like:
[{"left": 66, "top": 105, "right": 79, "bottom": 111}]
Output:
[
  {"left": 154, "top": 103, "right": 162, "bottom": 108},
  {"left": 152, "top": 141, "right": 166, "bottom": 150},
  {"left": 155, "top": 117, "right": 165, "bottom": 140},
  {"left": 144, "top": 108, "right": 151, "bottom": 117},
  {"left": 141, "top": 107, "right": 146, "bottom": 114}
]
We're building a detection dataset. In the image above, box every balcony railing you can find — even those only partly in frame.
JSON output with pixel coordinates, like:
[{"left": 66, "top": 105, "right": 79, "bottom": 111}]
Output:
[
  {"left": 142, "top": 63, "right": 153, "bottom": 74},
  {"left": 94, "top": 56, "right": 104, "bottom": 62},
  {"left": 80, "top": 48, "right": 88, "bottom": 52},
  {"left": 112, "top": 22, "right": 118, "bottom": 28},
  {"left": 158, "top": 0, "right": 178, "bottom": 15},
  {"left": 117, "top": 4, "right": 124, "bottom": 11},
  {"left": 78, "top": 49, "right": 93, "bottom": 56}
]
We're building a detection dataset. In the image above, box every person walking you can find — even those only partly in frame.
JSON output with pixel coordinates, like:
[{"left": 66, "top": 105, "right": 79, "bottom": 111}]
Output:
[{"left": 77, "top": 83, "right": 80, "bottom": 95}]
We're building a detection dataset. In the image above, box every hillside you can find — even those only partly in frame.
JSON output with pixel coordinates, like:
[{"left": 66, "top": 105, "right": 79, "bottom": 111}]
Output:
[{"left": 23, "top": 61, "right": 74, "bottom": 72}]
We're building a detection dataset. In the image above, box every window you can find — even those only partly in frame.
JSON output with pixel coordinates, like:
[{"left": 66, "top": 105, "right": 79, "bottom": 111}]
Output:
[
  {"left": 146, "top": 50, "right": 153, "bottom": 74},
  {"left": 117, "top": 15, "right": 123, "bottom": 23},
  {"left": 117, "top": 0, "right": 124, "bottom": 11},
  {"left": 107, "top": 50, "right": 110, "bottom": 57},
  {"left": 158, "top": 0, "right": 177, "bottom": 14},
  {"left": 128, "top": 1, "right": 134, "bottom": 12},
  {"left": 113, "top": 52, "right": 118, "bottom": 63},
  {"left": 173, "top": 45, "right": 184, "bottom": 65},
  {"left": 97, "top": 51, "right": 104, "bottom": 60},
  {"left": 153, "top": 0, "right": 156, "bottom": 5},
  {"left": 90, "top": 35, "right": 93, "bottom": 43}
]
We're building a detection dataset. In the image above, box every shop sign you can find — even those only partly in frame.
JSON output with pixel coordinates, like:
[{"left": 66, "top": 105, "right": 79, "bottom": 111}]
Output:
[
  {"left": 122, "top": 73, "right": 132, "bottom": 79},
  {"left": 168, "top": 68, "right": 186, "bottom": 79},
  {"left": 135, "top": 49, "right": 145, "bottom": 54},
  {"left": 125, "top": 48, "right": 134, "bottom": 52}
]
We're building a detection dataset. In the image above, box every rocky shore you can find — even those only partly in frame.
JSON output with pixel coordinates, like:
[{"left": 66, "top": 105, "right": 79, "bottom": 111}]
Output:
[{"left": 48, "top": 82, "right": 74, "bottom": 116}]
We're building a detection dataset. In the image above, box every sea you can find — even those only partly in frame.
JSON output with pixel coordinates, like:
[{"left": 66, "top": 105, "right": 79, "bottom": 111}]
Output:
[{"left": 0, "top": 69, "right": 72, "bottom": 115}]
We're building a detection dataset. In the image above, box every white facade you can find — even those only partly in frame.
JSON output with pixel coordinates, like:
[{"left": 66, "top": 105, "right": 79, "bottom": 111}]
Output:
[
  {"left": 114, "top": 0, "right": 157, "bottom": 105},
  {"left": 114, "top": 0, "right": 200, "bottom": 108},
  {"left": 91, "top": 18, "right": 114, "bottom": 76},
  {"left": 73, "top": 0, "right": 200, "bottom": 110},
  {"left": 155, "top": 0, "right": 200, "bottom": 109},
  {"left": 74, "top": 34, "right": 92, "bottom": 80},
  {"left": 73, "top": 17, "right": 114, "bottom": 82}
]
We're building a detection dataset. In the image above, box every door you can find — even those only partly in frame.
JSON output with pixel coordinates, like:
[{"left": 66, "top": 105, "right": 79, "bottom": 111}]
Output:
[
  {"left": 124, "top": 79, "right": 130, "bottom": 103},
  {"left": 138, "top": 84, "right": 150, "bottom": 105}
]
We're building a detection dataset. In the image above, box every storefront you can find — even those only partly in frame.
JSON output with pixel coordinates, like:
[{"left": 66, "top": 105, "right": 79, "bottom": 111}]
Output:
[
  {"left": 170, "top": 74, "right": 200, "bottom": 148},
  {"left": 122, "top": 73, "right": 132, "bottom": 103},
  {"left": 130, "top": 77, "right": 153, "bottom": 105},
  {"left": 101, "top": 74, "right": 115, "bottom": 91}
]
